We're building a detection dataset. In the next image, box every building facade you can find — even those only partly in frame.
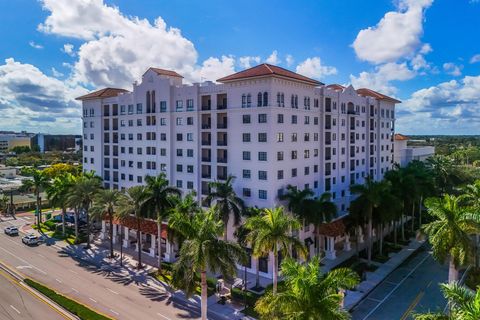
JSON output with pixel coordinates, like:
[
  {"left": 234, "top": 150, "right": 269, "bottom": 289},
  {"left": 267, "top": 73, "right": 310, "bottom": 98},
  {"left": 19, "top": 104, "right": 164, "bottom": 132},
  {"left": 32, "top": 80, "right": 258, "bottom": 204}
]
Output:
[
  {"left": 78, "top": 64, "right": 399, "bottom": 278},
  {"left": 394, "top": 133, "right": 435, "bottom": 167},
  {"left": 0, "top": 133, "right": 32, "bottom": 153}
]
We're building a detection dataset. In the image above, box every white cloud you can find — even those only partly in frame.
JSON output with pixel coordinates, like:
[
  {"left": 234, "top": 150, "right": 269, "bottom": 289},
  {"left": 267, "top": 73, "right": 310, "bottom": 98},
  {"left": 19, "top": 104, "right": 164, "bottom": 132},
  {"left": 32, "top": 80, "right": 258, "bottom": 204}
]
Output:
[
  {"left": 238, "top": 56, "right": 260, "bottom": 69},
  {"left": 191, "top": 55, "right": 236, "bottom": 82},
  {"left": 285, "top": 54, "right": 294, "bottom": 67},
  {"left": 470, "top": 54, "right": 480, "bottom": 64},
  {"left": 295, "top": 57, "right": 337, "bottom": 79},
  {"left": 349, "top": 62, "right": 415, "bottom": 95},
  {"left": 443, "top": 62, "right": 463, "bottom": 76},
  {"left": 0, "top": 58, "right": 87, "bottom": 133},
  {"left": 265, "top": 50, "right": 280, "bottom": 65},
  {"left": 29, "top": 41, "right": 43, "bottom": 49},
  {"left": 51, "top": 67, "right": 64, "bottom": 77},
  {"left": 352, "top": 0, "right": 433, "bottom": 64},
  {"left": 62, "top": 43, "right": 75, "bottom": 56}
]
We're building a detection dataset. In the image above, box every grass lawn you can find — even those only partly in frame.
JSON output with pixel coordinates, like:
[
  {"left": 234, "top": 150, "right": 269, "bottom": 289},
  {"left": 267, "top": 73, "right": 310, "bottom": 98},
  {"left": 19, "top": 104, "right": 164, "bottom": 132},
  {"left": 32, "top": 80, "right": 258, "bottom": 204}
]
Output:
[{"left": 24, "top": 278, "right": 112, "bottom": 320}]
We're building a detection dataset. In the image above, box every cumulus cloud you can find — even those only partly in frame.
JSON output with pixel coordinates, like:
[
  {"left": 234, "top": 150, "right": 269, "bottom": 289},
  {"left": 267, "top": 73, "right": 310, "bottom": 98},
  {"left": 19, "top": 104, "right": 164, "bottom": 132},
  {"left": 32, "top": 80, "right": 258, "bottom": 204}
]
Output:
[
  {"left": 51, "top": 67, "right": 64, "bottom": 77},
  {"left": 265, "top": 50, "right": 280, "bottom": 65},
  {"left": 0, "top": 58, "right": 87, "bottom": 133},
  {"left": 285, "top": 54, "right": 294, "bottom": 67},
  {"left": 349, "top": 62, "right": 415, "bottom": 95},
  {"left": 29, "top": 41, "right": 43, "bottom": 49},
  {"left": 62, "top": 43, "right": 75, "bottom": 56},
  {"left": 295, "top": 57, "right": 337, "bottom": 79},
  {"left": 191, "top": 55, "right": 236, "bottom": 82},
  {"left": 352, "top": 0, "right": 433, "bottom": 64},
  {"left": 239, "top": 56, "right": 260, "bottom": 69},
  {"left": 443, "top": 62, "right": 463, "bottom": 76},
  {"left": 470, "top": 54, "right": 480, "bottom": 64}
]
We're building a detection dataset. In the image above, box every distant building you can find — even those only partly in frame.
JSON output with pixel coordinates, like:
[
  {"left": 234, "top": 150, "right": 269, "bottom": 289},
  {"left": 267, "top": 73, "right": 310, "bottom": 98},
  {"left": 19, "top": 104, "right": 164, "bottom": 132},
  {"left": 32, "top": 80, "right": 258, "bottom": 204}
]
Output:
[
  {"left": 0, "top": 133, "right": 31, "bottom": 153},
  {"left": 32, "top": 134, "right": 82, "bottom": 153},
  {"left": 394, "top": 134, "right": 435, "bottom": 166}
]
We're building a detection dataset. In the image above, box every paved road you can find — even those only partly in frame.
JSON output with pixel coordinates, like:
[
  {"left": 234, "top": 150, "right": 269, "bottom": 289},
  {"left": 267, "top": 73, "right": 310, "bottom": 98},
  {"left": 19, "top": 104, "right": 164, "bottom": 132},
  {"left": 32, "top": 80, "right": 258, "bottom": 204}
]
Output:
[
  {"left": 0, "top": 217, "right": 204, "bottom": 320},
  {"left": 351, "top": 246, "right": 448, "bottom": 320},
  {"left": 0, "top": 268, "right": 66, "bottom": 320}
]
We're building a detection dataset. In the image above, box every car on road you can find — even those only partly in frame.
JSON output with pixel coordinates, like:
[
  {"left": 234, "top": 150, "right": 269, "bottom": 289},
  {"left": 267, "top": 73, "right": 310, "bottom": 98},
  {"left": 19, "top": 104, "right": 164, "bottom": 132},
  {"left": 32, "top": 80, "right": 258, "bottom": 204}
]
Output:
[
  {"left": 22, "top": 234, "right": 41, "bottom": 245},
  {"left": 4, "top": 226, "right": 19, "bottom": 236}
]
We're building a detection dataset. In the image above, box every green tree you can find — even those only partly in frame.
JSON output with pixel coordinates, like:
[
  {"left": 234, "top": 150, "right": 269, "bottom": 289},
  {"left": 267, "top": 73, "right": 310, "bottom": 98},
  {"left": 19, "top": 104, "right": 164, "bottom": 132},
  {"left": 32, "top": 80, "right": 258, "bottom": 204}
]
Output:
[
  {"left": 167, "top": 192, "right": 201, "bottom": 249},
  {"left": 206, "top": 175, "right": 245, "bottom": 240},
  {"left": 169, "top": 206, "right": 246, "bottom": 320},
  {"left": 245, "top": 207, "right": 306, "bottom": 294},
  {"left": 415, "top": 282, "right": 480, "bottom": 320},
  {"left": 350, "top": 176, "right": 390, "bottom": 266},
  {"left": 46, "top": 173, "right": 74, "bottom": 236},
  {"left": 21, "top": 169, "right": 50, "bottom": 227},
  {"left": 255, "top": 256, "right": 359, "bottom": 320},
  {"left": 308, "top": 193, "right": 337, "bottom": 256},
  {"left": 422, "top": 195, "right": 480, "bottom": 282},
  {"left": 116, "top": 186, "right": 150, "bottom": 269},
  {"left": 463, "top": 180, "right": 480, "bottom": 209},
  {"left": 144, "top": 173, "right": 181, "bottom": 273},
  {"left": 90, "top": 189, "right": 122, "bottom": 259}
]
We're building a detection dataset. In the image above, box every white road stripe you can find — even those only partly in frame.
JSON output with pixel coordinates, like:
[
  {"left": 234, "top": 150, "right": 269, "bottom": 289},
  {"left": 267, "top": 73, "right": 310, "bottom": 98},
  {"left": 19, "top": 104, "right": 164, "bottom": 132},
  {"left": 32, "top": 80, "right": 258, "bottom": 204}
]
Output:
[
  {"left": 0, "top": 246, "right": 47, "bottom": 274},
  {"left": 68, "top": 269, "right": 78, "bottom": 275},
  {"left": 10, "top": 305, "right": 21, "bottom": 314},
  {"left": 109, "top": 309, "right": 119, "bottom": 316},
  {"left": 37, "top": 253, "right": 45, "bottom": 258},
  {"left": 71, "top": 288, "right": 79, "bottom": 293},
  {"left": 106, "top": 288, "right": 119, "bottom": 295},
  {"left": 55, "top": 278, "right": 62, "bottom": 283},
  {"left": 157, "top": 313, "right": 172, "bottom": 320},
  {"left": 89, "top": 297, "right": 97, "bottom": 303}
]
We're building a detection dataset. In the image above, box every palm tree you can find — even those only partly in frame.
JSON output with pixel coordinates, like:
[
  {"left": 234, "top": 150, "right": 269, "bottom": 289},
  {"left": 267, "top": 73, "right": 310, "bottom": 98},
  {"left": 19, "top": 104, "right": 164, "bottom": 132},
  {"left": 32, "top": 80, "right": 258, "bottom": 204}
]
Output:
[
  {"left": 144, "top": 174, "right": 181, "bottom": 273},
  {"left": 308, "top": 193, "right": 337, "bottom": 257},
  {"left": 426, "top": 155, "right": 458, "bottom": 194},
  {"left": 245, "top": 207, "right": 306, "bottom": 294},
  {"left": 0, "top": 193, "right": 9, "bottom": 216},
  {"left": 463, "top": 180, "right": 480, "bottom": 209},
  {"left": 422, "top": 195, "right": 480, "bottom": 282},
  {"left": 90, "top": 189, "right": 122, "bottom": 258},
  {"left": 116, "top": 186, "right": 150, "bottom": 269},
  {"left": 350, "top": 176, "right": 390, "bottom": 266},
  {"left": 46, "top": 173, "right": 74, "bottom": 236},
  {"left": 206, "top": 175, "right": 245, "bottom": 240},
  {"left": 67, "top": 174, "right": 102, "bottom": 248},
  {"left": 21, "top": 169, "right": 50, "bottom": 227},
  {"left": 169, "top": 206, "right": 246, "bottom": 320},
  {"left": 279, "top": 184, "right": 314, "bottom": 217},
  {"left": 255, "top": 256, "right": 359, "bottom": 320},
  {"left": 414, "top": 282, "right": 480, "bottom": 320}
]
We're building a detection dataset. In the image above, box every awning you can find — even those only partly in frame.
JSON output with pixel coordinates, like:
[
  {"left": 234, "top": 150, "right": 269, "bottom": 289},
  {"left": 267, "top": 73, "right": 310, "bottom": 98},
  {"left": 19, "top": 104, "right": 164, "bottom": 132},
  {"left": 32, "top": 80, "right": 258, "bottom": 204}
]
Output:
[
  {"left": 317, "top": 219, "right": 346, "bottom": 237},
  {"left": 109, "top": 216, "right": 168, "bottom": 238}
]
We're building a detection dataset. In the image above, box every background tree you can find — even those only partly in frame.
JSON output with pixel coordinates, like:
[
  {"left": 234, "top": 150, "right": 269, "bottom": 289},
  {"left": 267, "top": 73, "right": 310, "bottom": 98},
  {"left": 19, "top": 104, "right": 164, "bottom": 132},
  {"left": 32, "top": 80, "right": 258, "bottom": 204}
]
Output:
[
  {"left": 46, "top": 173, "right": 74, "bottom": 236},
  {"left": 144, "top": 173, "right": 181, "bottom": 274},
  {"left": 21, "top": 169, "right": 50, "bottom": 227},
  {"left": 245, "top": 207, "right": 306, "bottom": 294},
  {"left": 170, "top": 206, "right": 246, "bottom": 320},
  {"left": 206, "top": 175, "right": 245, "bottom": 240},
  {"left": 255, "top": 257, "right": 359, "bottom": 320}
]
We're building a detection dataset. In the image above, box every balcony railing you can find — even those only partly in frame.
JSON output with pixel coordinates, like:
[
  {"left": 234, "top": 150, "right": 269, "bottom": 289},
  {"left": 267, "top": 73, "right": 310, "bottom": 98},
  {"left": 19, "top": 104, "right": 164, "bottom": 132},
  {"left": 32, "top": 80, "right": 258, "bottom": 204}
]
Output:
[
  {"left": 217, "top": 157, "right": 228, "bottom": 163},
  {"left": 202, "top": 140, "right": 211, "bottom": 146},
  {"left": 217, "top": 174, "right": 227, "bottom": 180},
  {"left": 201, "top": 124, "right": 211, "bottom": 129},
  {"left": 201, "top": 105, "right": 211, "bottom": 111},
  {"left": 217, "top": 123, "right": 227, "bottom": 129},
  {"left": 202, "top": 173, "right": 211, "bottom": 179},
  {"left": 202, "top": 157, "right": 211, "bottom": 162}
]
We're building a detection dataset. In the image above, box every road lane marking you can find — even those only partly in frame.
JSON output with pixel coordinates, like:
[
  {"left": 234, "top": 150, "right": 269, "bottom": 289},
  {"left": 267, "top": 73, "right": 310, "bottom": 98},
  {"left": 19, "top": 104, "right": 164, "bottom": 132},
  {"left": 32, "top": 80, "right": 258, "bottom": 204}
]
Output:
[
  {"left": 400, "top": 290, "right": 425, "bottom": 320},
  {"left": 71, "top": 288, "right": 79, "bottom": 293},
  {"left": 0, "top": 246, "right": 47, "bottom": 275},
  {"left": 109, "top": 309, "right": 119, "bottom": 316},
  {"left": 55, "top": 278, "right": 62, "bottom": 283},
  {"left": 37, "top": 253, "right": 46, "bottom": 258},
  {"left": 106, "top": 288, "right": 119, "bottom": 295},
  {"left": 157, "top": 313, "right": 172, "bottom": 320},
  {"left": 361, "top": 251, "right": 431, "bottom": 320},
  {"left": 366, "top": 297, "right": 382, "bottom": 302},
  {"left": 385, "top": 281, "right": 398, "bottom": 285},
  {"left": 68, "top": 269, "right": 78, "bottom": 275},
  {"left": 89, "top": 297, "right": 97, "bottom": 303},
  {"left": 10, "top": 305, "right": 21, "bottom": 314}
]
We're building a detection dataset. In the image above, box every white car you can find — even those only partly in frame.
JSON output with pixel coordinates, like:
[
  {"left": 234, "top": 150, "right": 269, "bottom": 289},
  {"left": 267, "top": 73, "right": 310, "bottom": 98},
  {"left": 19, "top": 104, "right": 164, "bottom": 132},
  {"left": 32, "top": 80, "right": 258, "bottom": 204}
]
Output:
[
  {"left": 4, "top": 226, "right": 19, "bottom": 236},
  {"left": 22, "top": 234, "right": 40, "bottom": 245}
]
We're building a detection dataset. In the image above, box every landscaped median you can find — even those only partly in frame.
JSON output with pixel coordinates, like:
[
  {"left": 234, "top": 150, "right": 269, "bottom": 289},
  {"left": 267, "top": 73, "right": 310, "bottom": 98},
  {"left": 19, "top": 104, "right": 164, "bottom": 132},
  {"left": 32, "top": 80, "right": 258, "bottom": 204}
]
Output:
[{"left": 24, "top": 278, "right": 112, "bottom": 320}]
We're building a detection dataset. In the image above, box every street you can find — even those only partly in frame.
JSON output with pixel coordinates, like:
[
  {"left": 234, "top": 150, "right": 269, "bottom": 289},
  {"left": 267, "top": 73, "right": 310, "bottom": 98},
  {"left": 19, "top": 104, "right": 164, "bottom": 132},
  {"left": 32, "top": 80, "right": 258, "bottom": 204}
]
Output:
[
  {"left": 351, "top": 245, "right": 448, "bottom": 320},
  {"left": 0, "top": 217, "right": 205, "bottom": 320}
]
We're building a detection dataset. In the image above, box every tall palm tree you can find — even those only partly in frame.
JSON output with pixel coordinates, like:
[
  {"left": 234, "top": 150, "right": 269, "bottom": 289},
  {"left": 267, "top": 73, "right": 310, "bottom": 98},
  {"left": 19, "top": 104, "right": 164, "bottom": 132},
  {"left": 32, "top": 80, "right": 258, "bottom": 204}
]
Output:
[
  {"left": 169, "top": 206, "right": 246, "bottom": 320},
  {"left": 245, "top": 207, "right": 306, "bottom": 294},
  {"left": 426, "top": 155, "right": 458, "bottom": 194},
  {"left": 21, "top": 169, "right": 50, "bottom": 227},
  {"left": 279, "top": 184, "right": 314, "bottom": 217},
  {"left": 90, "top": 189, "right": 122, "bottom": 258},
  {"left": 116, "top": 185, "right": 150, "bottom": 269},
  {"left": 144, "top": 174, "right": 181, "bottom": 273},
  {"left": 414, "top": 282, "right": 480, "bottom": 320},
  {"left": 206, "top": 175, "right": 245, "bottom": 240},
  {"left": 67, "top": 174, "right": 102, "bottom": 248},
  {"left": 46, "top": 173, "right": 74, "bottom": 236},
  {"left": 463, "top": 180, "right": 480, "bottom": 209},
  {"left": 255, "top": 256, "right": 359, "bottom": 320},
  {"left": 350, "top": 176, "right": 390, "bottom": 266},
  {"left": 309, "top": 193, "right": 337, "bottom": 256},
  {"left": 422, "top": 195, "right": 480, "bottom": 282}
]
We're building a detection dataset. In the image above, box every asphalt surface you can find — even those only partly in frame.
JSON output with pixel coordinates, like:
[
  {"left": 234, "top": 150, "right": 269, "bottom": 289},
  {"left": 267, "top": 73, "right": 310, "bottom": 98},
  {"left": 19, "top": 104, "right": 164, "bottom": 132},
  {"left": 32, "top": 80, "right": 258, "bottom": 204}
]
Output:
[
  {"left": 0, "top": 268, "right": 66, "bottom": 320},
  {"left": 0, "top": 217, "right": 203, "bottom": 320},
  {"left": 351, "top": 245, "right": 448, "bottom": 320}
]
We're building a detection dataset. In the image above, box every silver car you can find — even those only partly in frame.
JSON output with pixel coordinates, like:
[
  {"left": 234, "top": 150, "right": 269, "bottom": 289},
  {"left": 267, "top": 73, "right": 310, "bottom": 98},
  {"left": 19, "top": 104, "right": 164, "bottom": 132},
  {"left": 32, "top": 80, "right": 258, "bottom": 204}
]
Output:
[
  {"left": 22, "top": 234, "right": 40, "bottom": 245},
  {"left": 4, "top": 226, "right": 19, "bottom": 236}
]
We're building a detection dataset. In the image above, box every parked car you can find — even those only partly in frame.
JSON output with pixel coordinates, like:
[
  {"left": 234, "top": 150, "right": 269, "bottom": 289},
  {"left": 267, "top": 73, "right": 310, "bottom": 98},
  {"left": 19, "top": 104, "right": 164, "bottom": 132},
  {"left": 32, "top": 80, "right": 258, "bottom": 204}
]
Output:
[
  {"left": 22, "top": 234, "right": 41, "bottom": 245},
  {"left": 4, "top": 226, "right": 19, "bottom": 236}
]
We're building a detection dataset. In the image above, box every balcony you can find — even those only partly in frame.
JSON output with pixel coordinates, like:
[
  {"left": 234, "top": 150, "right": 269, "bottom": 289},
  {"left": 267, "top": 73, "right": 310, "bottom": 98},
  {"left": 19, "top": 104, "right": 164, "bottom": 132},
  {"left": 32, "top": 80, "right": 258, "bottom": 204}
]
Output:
[
  {"left": 217, "top": 141, "right": 227, "bottom": 146},
  {"left": 217, "top": 104, "right": 227, "bottom": 110},
  {"left": 217, "top": 174, "right": 227, "bottom": 180},
  {"left": 202, "top": 140, "right": 211, "bottom": 146},
  {"left": 325, "top": 139, "right": 331, "bottom": 145},
  {"left": 202, "top": 173, "right": 211, "bottom": 179},
  {"left": 201, "top": 105, "right": 211, "bottom": 111},
  {"left": 217, "top": 123, "right": 227, "bottom": 129},
  {"left": 202, "top": 157, "right": 211, "bottom": 162},
  {"left": 201, "top": 124, "right": 211, "bottom": 129},
  {"left": 325, "top": 170, "right": 331, "bottom": 176},
  {"left": 217, "top": 157, "right": 228, "bottom": 163}
]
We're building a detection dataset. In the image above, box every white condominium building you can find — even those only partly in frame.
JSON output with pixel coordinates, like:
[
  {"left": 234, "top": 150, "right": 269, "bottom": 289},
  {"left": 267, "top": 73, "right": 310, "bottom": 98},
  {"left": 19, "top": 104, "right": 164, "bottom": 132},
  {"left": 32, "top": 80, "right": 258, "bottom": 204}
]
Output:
[{"left": 77, "top": 64, "right": 399, "bottom": 277}]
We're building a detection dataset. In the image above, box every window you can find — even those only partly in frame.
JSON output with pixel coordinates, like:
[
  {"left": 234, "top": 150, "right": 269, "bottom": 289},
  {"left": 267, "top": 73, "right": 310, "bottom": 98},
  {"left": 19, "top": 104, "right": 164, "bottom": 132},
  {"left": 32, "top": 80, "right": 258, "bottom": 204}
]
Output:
[
  {"left": 176, "top": 164, "right": 183, "bottom": 172},
  {"left": 243, "top": 114, "right": 251, "bottom": 124},
  {"left": 160, "top": 118, "right": 167, "bottom": 126},
  {"left": 277, "top": 170, "right": 284, "bottom": 179},
  {"left": 177, "top": 149, "right": 183, "bottom": 157},
  {"left": 258, "top": 133, "right": 267, "bottom": 142},
  {"left": 277, "top": 133, "right": 284, "bottom": 142},
  {"left": 277, "top": 114, "right": 284, "bottom": 123},
  {"left": 247, "top": 94, "right": 251, "bottom": 107},
  {"left": 263, "top": 92, "right": 268, "bottom": 106},
  {"left": 304, "top": 116, "right": 310, "bottom": 125},
  {"left": 160, "top": 101, "right": 167, "bottom": 112},
  {"left": 137, "top": 176, "right": 143, "bottom": 183},
  {"left": 242, "top": 133, "right": 251, "bottom": 142},
  {"left": 292, "top": 168, "right": 297, "bottom": 177},
  {"left": 187, "top": 165, "right": 194, "bottom": 173},
  {"left": 241, "top": 94, "right": 246, "bottom": 108},
  {"left": 257, "top": 92, "right": 262, "bottom": 107},
  {"left": 176, "top": 100, "right": 183, "bottom": 111},
  {"left": 304, "top": 166, "right": 310, "bottom": 175},
  {"left": 243, "top": 188, "right": 251, "bottom": 197},
  {"left": 187, "top": 117, "right": 194, "bottom": 125},
  {"left": 186, "top": 99, "right": 194, "bottom": 111},
  {"left": 291, "top": 150, "right": 297, "bottom": 159},
  {"left": 137, "top": 119, "right": 142, "bottom": 126},
  {"left": 187, "top": 149, "right": 194, "bottom": 157},
  {"left": 137, "top": 133, "right": 142, "bottom": 140},
  {"left": 304, "top": 150, "right": 310, "bottom": 158},
  {"left": 291, "top": 133, "right": 297, "bottom": 142},
  {"left": 258, "top": 114, "right": 267, "bottom": 123},
  {"left": 243, "top": 151, "right": 251, "bottom": 160},
  {"left": 176, "top": 117, "right": 183, "bottom": 125},
  {"left": 258, "top": 152, "right": 267, "bottom": 161},
  {"left": 187, "top": 133, "right": 193, "bottom": 141},
  {"left": 176, "top": 133, "right": 183, "bottom": 141},
  {"left": 136, "top": 103, "right": 143, "bottom": 114},
  {"left": 259, "top": 190, "right": 267, "bottom": 199},
  {"left": 291, "top": 115, "right": 297, "bottom": 124},
  {"left": 176, "top": 180, "right": 183, "bottom": 188},
  {"left": 243, "top": 169, "right": 251, "bottom": 179},
  {"left": 258, "top": 171, "right": 267, "bottom": 180},
  {"left": 187, "top": 181, "right": 194, "bottom": 189},
  {"left": 277, "top": 151, "right": 284, "bottom": 161}
]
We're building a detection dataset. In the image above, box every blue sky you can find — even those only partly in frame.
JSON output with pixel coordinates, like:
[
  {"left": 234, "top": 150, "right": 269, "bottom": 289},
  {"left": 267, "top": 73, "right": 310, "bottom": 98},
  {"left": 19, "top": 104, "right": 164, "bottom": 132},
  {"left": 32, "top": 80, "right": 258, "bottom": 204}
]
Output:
[{"left": 0, "top": 0, "right": 479, "bottom": 134}]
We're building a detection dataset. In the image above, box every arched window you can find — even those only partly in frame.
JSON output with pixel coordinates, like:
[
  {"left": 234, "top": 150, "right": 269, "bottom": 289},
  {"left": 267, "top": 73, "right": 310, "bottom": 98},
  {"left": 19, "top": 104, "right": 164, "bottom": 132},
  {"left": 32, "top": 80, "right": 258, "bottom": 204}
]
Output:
[
  {"left": 295, "top": 95, "right": 298, "bottom": 108},
  {"left": 257, "top": 92, "right": 262, "bottom": 107},
  {"left": 277, "top": 92, "right": 281, "bottom": 107},
  {"left": 281, "top": 93, "right": 285, "bottom": 107},
  {"left": 151, "top": 90, "right": 156, "bottom": 112},
  {"left": 291, "top": 94, "right": 295, "bottom": 108},
  {"left": 263, "top": 92, "right": 268, "bottom": 106},
  {"left": 247, "top": 94, "right": 251, "bottom": 107},
  {"left": 241, "top": 94, "right": 246, "bottom": 108},
  {"left": 146, "top": 91, "right": 151, "bottom": 113}
]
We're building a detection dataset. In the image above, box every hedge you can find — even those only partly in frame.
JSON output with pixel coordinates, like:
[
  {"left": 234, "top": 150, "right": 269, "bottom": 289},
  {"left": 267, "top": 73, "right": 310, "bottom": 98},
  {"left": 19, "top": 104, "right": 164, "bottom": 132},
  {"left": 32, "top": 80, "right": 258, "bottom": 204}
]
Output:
[
  {"left": 24, "top": 278, "right": 112, "bottom": 320},
  {"left": 231, "top": 287, "right": 261, "bottom": 307}
]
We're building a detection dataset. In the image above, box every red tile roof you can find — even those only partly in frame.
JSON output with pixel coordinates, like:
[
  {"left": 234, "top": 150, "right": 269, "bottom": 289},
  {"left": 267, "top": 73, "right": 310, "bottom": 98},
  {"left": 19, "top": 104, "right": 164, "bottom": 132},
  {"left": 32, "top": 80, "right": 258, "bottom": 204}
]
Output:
[
  {"left": 318, "top": 219, "right": 346, "bottom": 237},
  {"left": 394, "top": 133, "right": 410, "bottom": 141},
  {"left": 326, "top": 84, "right": 345, "bottom": 91},
  {"left": 75, "top": 88, "right": 128, "bottom": 101},
  {"left": 111, "top": 216, "right": 168, "bottom": 238},
  {"left": 217, "top": 63, "right": 323, "bottom": 86},
  {"left": 145, "top": 67, "right": 183, "bottom": 78},
  {"left": 356, "top": 88, "right": 401, "bottom": 104}
]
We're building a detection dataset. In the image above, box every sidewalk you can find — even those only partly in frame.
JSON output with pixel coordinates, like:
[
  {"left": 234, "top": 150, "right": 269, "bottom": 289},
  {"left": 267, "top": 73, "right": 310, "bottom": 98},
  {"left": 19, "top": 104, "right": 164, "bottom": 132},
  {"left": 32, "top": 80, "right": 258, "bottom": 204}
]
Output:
[{"left": 343, "top": 238, "right": 425, "bottom": 310}]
